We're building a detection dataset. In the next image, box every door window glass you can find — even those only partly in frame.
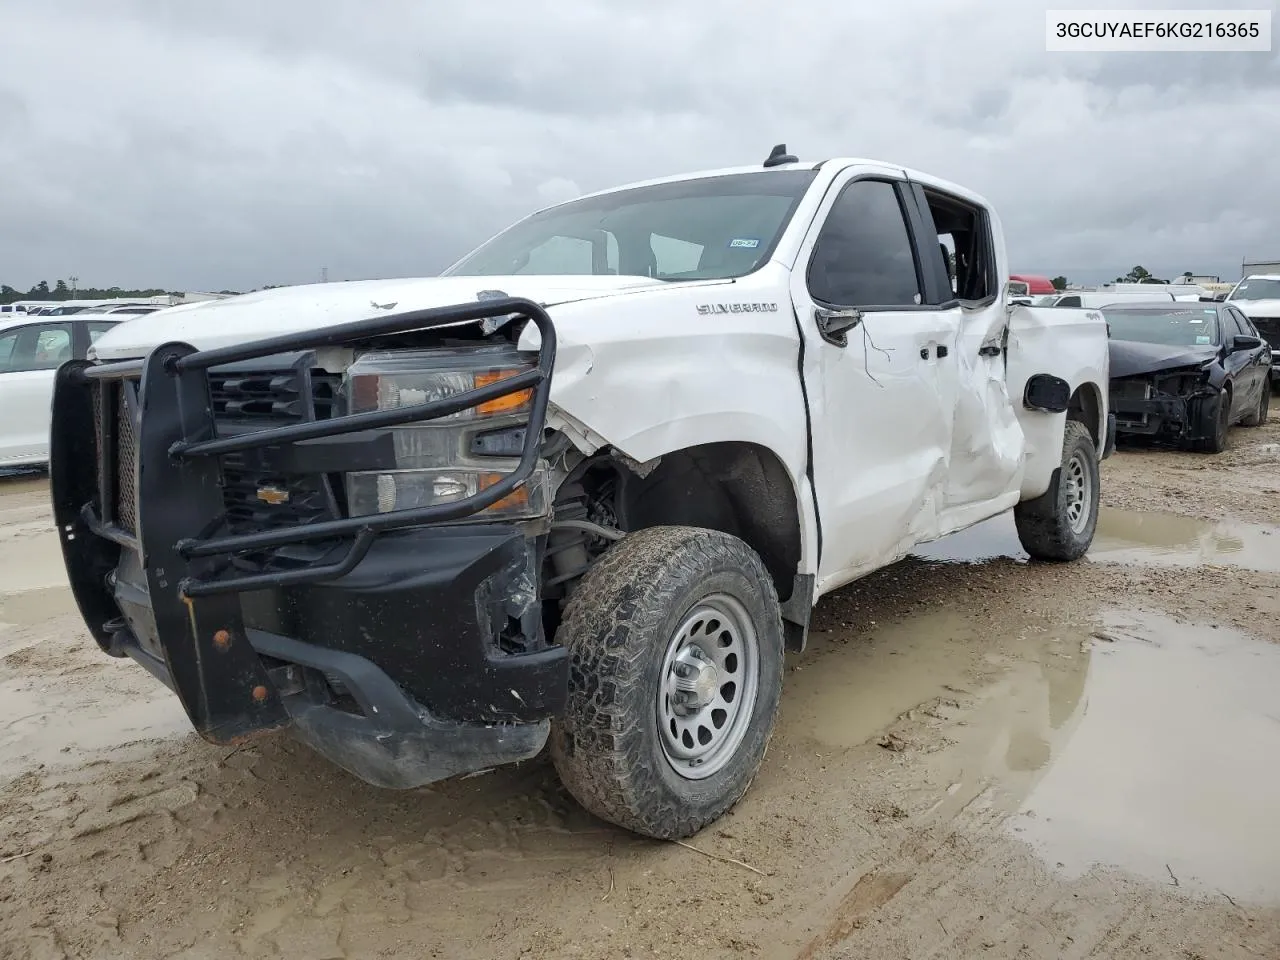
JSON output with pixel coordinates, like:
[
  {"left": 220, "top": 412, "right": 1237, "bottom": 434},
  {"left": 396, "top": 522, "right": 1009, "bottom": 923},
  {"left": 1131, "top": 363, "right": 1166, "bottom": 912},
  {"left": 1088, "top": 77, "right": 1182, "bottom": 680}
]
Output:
[{"left": 808, "top": 180, "right": 922, "bottom": 307}]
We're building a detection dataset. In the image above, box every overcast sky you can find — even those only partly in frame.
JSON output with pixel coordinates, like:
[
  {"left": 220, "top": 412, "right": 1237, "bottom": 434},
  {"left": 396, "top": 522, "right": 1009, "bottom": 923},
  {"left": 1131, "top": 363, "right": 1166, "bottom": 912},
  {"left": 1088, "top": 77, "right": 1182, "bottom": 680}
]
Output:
[{"left": 1, "top": 0, "right": 1277, "bottom": 292}]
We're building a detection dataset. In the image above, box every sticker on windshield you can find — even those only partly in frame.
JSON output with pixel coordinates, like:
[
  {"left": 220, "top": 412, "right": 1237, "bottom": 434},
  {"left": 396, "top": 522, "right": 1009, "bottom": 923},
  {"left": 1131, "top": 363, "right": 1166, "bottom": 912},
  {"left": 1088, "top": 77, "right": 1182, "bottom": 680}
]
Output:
[
  {"left": 728, "top": 238, "right": 760, "bottom": 249},
  {"left": 1195, "top": 335, "right": 1212, "bottom": 344}
]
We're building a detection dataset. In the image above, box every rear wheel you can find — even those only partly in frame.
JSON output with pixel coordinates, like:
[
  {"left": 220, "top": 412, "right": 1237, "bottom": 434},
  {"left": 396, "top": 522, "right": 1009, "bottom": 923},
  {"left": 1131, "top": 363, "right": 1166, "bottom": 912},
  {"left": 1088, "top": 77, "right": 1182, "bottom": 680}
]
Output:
[
  {"left": 1014, "top": 419, "right": 1099, "bottom": 562},
  {"left": 1242, "top": 378, "right": 1270, "bottom": 427},
  {"left": 550, "top": 526, "right": 785, "bottom": 839}
]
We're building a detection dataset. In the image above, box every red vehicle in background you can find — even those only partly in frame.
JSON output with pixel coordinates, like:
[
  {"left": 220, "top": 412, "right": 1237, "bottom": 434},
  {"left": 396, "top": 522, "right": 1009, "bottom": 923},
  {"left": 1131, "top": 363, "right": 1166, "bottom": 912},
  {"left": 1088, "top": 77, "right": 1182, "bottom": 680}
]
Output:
[{"left": 1010, "top": 274, "right": 1058, "bottom": 295}]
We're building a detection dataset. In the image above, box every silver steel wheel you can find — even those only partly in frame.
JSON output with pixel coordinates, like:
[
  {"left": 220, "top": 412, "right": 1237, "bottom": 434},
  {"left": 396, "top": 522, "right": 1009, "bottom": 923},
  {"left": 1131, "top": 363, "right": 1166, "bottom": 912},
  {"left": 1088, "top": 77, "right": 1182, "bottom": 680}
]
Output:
[
  {"left": 1064, "top": 449, "right": 1092, "bottom": 534},
  {"left": 657, "top": 594, "right": 760, "bottom": 781}
]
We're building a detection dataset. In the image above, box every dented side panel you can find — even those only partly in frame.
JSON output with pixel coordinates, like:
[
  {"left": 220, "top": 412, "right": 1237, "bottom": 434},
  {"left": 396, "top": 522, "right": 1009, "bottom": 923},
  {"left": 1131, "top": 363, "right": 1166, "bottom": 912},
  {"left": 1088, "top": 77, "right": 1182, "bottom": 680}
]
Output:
[
  {"left": 1006, "top": 305, "right": 1110, "bottom": 500},
  {"left": 517, "top": 270, "right": 820, "bottom": 577}
]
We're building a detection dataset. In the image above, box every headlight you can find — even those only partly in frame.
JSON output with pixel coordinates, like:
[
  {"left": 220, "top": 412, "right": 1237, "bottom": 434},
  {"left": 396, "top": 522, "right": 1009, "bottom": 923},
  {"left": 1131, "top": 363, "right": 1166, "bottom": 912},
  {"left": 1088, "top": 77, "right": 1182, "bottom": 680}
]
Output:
[{"left": 341, "top": 345, "right": 548, "bottom": 520}]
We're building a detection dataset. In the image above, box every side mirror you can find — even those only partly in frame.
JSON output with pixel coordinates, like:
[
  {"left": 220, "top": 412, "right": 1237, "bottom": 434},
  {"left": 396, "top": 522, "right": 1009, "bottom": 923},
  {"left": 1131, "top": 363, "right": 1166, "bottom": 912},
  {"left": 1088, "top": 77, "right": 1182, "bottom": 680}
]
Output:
[
  {"left": 1232, "top": 334, "right": 1263, "bottom": 352},
  {"left": 814, "top": 305, "right": 862, "bottom": 347}
]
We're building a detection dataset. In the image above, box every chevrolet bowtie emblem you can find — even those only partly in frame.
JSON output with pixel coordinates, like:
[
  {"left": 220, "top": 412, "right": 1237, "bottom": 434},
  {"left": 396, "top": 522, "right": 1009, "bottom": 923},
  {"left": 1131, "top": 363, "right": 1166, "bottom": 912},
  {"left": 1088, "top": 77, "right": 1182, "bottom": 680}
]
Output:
[{"left": 256, "top": 486, "right": 290, "bottom": 505}]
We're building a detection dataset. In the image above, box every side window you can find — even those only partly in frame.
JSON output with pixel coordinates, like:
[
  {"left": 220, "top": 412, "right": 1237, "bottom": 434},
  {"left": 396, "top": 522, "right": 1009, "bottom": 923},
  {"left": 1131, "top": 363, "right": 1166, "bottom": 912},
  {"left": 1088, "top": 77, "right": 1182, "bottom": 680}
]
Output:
[
  {"left": 1229, "top": 308, "right": 1256, "bottom": 337},
  {"left": 520, "top": 235, "right": 597, "bottom": 275},
  {"left": 30, "top": 326, "right": 72, "bottom": 369},
  {"left": 1219, "top": 310, "right": 1238, "bottom": 337},
  {"left": 921, "top": 190, "right": 996, "bottom": 302},
  {"left": 1056, "top": 295, "right": 1081, "bottom": 307},
  {"left": 0, "top": 330, "right": 17, "bottom": 370},
  {"left": 808, "top": 180, "right": 921, "bottom": 307},
  {"left": 87, "top": 322, "right": 119, "bottom": 343},
  {"left": 0, "top": 324, "right": 72, "bottom": 372},
  {"left": 650, "top": 234, "right": 704, "bottom": 276}
]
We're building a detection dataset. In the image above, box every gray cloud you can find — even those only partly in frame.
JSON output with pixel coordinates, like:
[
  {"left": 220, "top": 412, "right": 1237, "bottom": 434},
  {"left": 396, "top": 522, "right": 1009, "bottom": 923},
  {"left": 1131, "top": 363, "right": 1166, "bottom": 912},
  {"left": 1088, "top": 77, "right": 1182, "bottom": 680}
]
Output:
[{"left": 0, "top": 0, "right": 1277, "bottom": 291}]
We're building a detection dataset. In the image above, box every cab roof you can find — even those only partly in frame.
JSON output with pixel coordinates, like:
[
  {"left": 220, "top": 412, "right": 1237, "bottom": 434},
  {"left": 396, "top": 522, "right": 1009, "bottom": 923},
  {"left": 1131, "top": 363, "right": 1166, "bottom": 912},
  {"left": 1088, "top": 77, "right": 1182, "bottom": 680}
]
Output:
[{"left": 545, "top": 156, "right": 993, "bottom": 217}]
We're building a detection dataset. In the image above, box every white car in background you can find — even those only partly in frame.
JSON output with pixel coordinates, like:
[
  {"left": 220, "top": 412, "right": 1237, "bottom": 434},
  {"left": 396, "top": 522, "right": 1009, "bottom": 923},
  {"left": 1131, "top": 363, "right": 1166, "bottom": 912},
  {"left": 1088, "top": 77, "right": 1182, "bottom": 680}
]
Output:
[
  {"left": 0, "top": 314, "right": 122, "bottom": 468},
  {"left": 1042, "top": 291, "right": 1180, "bottom": 309},
  {"left": 1226, "top": 274, "right": 1280, "bottom": 382}
]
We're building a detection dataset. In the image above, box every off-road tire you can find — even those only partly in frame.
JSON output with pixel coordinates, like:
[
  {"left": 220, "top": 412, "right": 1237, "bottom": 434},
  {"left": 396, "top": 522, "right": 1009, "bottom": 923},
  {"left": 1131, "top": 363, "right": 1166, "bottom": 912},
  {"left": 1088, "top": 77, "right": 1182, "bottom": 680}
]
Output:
[
  {"left": 1193, "top": 386, "right": 1231, "bottom": 453},
  {"left": 1014, "top": 419, "right": 1100, "bottom": 562},
  {"left": 1241, "top": 378, "right": 1270, "bottom": 427},
  {"left": 549, "top": 526, "right": 785, "bottom": 840}
]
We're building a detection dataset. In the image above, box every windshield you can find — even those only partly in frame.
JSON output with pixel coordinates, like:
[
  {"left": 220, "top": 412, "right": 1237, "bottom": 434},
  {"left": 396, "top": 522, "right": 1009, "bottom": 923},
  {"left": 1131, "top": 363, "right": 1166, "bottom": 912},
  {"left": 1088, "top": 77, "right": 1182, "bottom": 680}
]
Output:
[
  {"left": 444, "top": 171, "right": 818, "bottom": 281},
  {"left": 1229, "top": 278, "right": 1280, "bottom": 301},
  {"left": 1104, "top": 307, "right": 1221, "bottom": 347}
]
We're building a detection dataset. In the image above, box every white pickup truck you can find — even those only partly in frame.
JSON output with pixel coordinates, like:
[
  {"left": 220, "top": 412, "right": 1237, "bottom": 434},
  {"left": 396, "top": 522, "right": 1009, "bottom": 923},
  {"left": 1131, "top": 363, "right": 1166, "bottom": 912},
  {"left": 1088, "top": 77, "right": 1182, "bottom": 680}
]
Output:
[{"left": 51, "top": 146, "right": 1111, "bottom": 839}]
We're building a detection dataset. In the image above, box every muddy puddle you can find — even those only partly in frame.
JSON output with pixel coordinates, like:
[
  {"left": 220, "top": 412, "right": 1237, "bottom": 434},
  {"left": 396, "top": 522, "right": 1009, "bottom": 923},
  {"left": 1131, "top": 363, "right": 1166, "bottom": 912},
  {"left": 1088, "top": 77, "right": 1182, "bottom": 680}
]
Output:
[
  {"left": 0, "top": 585, "right": 78, "bottom": 627},
  {"left": 915, "top": 506, "right": 1280, "bottom": 572},
  {"left": 963, "top": 610, "right": 1280, "bottom": 904},
  {"left": 0, "top": 669, "right": 190, "bottom": 771},
  {"left": 786, "top": 609, "right": 1039, "bottom": 750},
  {"left": 793, "top": 593, "right": 1280, "bottom": 906}
]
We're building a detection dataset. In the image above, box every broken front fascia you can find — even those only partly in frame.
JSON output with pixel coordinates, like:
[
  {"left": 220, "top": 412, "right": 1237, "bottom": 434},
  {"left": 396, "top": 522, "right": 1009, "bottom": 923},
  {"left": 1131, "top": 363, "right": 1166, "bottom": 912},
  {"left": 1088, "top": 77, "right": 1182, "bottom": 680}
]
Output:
[{"left": 1109, "top": 365, "right": 1218, "bottom": 438}]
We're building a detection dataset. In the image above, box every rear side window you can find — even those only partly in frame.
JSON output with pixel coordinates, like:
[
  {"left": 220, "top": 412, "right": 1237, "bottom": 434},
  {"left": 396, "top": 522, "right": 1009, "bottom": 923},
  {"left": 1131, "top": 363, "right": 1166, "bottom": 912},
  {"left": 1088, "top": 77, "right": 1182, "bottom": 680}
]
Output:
[
  {"left": 87, "top": 321, "right": 119, "bottom": 343},
  {"left": 919, "top": 189, "right": 997, "bottom": 303},
  {"left": 808, "top": 180, "right": 921, "bottom": 307},
  {"left": 0, "top": 323, "right": 74, "bottom": 372}
]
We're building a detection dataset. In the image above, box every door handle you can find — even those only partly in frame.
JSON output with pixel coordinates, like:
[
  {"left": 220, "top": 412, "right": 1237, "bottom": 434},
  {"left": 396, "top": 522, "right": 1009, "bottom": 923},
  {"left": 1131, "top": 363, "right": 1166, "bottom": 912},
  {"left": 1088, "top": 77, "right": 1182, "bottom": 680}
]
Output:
[{"left": 978, "top": 344, "right": 1002, "bottom": 357}]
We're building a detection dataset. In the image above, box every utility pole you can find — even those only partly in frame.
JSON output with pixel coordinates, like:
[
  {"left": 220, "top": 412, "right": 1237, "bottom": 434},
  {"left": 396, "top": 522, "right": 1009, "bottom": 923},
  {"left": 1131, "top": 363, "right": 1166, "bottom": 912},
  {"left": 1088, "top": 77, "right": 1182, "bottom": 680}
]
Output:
[
  {"left": 69, "top": 275, "right": 78, "bottom": 297},
  {"left": 321, "top": 266, "right": 328, "bottom": 283}
]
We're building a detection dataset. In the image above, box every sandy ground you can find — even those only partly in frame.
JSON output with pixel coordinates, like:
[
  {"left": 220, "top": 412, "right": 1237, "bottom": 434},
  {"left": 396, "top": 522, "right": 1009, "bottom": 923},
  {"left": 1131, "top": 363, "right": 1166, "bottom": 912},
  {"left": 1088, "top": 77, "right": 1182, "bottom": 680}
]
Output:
[{"left": 2, "top": 408, "right": 1280, "bottom": 960}]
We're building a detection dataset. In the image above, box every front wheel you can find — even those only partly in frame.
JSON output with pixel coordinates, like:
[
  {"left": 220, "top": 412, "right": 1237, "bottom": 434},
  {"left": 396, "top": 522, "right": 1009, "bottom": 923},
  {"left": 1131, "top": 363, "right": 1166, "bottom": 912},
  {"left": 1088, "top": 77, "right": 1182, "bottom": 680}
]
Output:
[
  {"left": 550, "top": 526, "right": 785, "bottom": 839},
  {"left": 1014, "top": 419, "right": 1100, "bottom": 562},
  {"left": 1193, "top": 386, "right": 1231, "bottom": 453}
]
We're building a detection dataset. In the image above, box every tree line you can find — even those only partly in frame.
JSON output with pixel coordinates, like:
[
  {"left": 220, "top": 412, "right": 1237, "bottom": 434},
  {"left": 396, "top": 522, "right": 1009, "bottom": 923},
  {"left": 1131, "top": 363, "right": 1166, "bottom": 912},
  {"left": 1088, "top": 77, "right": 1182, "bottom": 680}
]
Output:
[{"left": 0, "top": 280, "right": 247, "bottom": 304}]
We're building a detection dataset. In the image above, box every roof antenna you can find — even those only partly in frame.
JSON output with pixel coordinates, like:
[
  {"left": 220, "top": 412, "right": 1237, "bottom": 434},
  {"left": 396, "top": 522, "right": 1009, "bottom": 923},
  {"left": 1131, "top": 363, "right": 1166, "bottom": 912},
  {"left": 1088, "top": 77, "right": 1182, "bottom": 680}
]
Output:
[{"left": 763, "top": 143, "right": 798, "bottom": 168}]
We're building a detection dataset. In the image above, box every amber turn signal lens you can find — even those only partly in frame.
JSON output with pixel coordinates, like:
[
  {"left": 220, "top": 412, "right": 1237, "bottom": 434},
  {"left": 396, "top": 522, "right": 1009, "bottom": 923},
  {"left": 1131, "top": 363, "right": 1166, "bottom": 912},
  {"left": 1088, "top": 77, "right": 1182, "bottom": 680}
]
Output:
[
  {"left": 475, "top": 369, "right": 532, "bottom": 415},
  {"left": 479, "top": 472, "right": 530, "bottom": 512}
]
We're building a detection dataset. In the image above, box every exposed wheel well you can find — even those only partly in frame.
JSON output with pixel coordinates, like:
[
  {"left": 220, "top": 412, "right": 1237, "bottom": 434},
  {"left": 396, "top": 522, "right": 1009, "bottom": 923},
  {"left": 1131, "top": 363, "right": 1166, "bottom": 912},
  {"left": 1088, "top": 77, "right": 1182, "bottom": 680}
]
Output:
[
  {"left": 1067, "top": 382, "right": 1104, "bottom": 448},
  {"left": 613, "top": 442, "right": 802, "bottom": 603},
  {"left": 544, "top": 440, "right": 809, "bottom": 649}
]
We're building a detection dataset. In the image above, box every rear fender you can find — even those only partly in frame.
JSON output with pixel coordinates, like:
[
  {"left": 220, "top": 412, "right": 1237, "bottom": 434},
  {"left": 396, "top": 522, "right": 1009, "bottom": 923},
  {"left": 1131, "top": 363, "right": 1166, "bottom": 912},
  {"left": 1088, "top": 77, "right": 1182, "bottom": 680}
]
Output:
[{"left": 1006, "top": 306, "right": 1109, "bottom": 500}]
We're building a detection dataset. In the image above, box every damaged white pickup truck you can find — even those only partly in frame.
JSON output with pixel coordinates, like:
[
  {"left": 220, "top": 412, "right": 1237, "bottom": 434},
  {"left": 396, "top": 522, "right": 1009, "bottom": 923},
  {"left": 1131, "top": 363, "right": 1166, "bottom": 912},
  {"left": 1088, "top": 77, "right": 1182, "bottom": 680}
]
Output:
[{"left": 52, "top": 146, "right": 1111, "bottom": 840}]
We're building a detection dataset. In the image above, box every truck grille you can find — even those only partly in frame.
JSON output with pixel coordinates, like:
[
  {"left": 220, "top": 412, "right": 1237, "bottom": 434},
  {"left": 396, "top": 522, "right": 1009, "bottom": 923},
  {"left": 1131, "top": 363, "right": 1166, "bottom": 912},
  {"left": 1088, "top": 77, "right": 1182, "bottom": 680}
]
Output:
[
  {"left": 94, "top": 367, "right": 342, "bottom": 538},
  {"left": 1251, "top": 317, "right": 1279, "bottom": 351},
  {"left": 116, "top": 387, "right": 140, "bottom": 534}
]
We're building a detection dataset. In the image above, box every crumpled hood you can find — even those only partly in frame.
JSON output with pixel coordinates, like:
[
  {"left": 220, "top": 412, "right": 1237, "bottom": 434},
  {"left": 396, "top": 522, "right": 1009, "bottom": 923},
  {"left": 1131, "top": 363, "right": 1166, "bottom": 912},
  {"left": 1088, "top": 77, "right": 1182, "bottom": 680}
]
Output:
[
  {"left": 1109, "top": 339, "right": 1218, "bottom": 379},
  {"left": 1231, "top": 298, "right": 1280, "bottom": 320},
  {"left": 88, "top": 274, "right": 688, "bottom": 360}
]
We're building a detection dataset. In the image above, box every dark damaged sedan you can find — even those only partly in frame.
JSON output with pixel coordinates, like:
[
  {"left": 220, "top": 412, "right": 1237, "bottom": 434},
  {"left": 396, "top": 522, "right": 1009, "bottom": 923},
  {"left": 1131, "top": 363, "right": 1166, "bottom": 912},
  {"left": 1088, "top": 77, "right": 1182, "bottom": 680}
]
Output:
[{"left": 1105, "top": 302, "right": 1272, "bottom": 453}]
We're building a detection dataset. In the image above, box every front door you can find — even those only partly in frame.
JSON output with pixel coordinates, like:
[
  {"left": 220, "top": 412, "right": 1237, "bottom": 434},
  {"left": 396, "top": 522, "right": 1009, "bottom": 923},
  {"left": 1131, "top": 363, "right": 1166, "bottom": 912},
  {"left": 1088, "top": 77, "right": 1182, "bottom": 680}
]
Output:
[
  {"left": 1222, "top": 306, "right": 1264, "bottom": 417},
  {"left": 789, "top": 169, "right": 961, "bottom": 593}
]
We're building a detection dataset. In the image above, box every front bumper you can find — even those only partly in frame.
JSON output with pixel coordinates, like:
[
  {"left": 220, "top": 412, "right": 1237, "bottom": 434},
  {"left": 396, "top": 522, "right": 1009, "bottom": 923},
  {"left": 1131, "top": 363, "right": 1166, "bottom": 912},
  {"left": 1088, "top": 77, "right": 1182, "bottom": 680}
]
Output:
[
  {"left": 1109, "top": 380, "right": 1217, "bottom": 442},
  {"left": 49, "top": 297, "right": 566, "bottom": 788}
]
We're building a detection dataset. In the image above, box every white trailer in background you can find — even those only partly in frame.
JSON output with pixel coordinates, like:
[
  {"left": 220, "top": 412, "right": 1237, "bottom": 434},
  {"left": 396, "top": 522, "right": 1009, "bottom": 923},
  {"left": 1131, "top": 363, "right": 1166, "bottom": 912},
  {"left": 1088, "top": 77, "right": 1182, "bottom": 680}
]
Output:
[{"left": 1243, "top": 257, "right": 1280, "bottom": 277}]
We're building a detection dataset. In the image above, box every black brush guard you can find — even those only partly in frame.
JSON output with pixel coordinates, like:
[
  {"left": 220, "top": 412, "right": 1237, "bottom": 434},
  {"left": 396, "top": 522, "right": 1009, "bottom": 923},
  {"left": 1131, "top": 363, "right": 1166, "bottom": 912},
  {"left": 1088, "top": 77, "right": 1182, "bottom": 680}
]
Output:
[{"left": 50, "top": 297, "right": 557, "bottom": 747}]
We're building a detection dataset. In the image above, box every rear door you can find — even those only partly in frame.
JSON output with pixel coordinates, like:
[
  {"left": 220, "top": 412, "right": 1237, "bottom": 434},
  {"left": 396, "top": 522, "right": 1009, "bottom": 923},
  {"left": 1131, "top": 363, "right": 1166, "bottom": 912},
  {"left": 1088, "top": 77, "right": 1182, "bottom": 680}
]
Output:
[
  {"left": 0, "top": 321, "right": 75, "bottom": 464},
  {"left": 789, "top": 167, "right": 961, "bottom": 590},
  {"left": 906, "top": 182, "right": 1025, "bottom": 527}
]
